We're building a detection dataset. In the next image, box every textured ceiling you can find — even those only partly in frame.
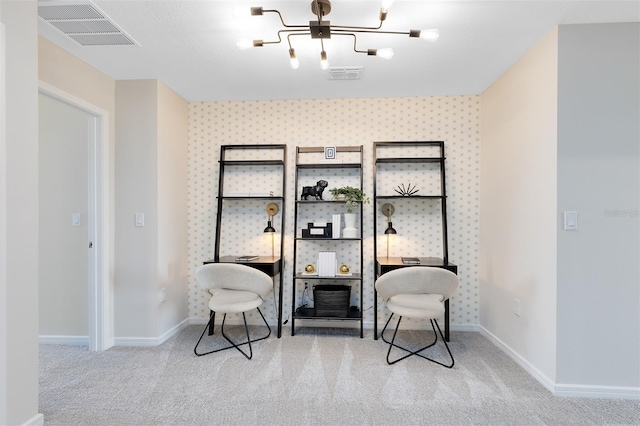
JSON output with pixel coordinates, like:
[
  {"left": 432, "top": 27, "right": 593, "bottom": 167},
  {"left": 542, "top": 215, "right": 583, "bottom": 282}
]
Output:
[{"left": 37, "top": 0, "right": 640, "bottom": 102}]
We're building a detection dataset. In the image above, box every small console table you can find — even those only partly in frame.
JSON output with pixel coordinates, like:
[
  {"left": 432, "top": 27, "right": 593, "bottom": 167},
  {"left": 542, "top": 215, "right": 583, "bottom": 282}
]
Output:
[{"left": 375, "top": 257, "right": 457, "bottom": 341}]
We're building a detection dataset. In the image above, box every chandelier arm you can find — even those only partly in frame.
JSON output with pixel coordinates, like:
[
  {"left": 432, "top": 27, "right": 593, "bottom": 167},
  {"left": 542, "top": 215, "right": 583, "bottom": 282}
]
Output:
[
  {"left": 334, "top": 33, "right": 392, "bottom": 57},
  {"left": 332, "top": 28, "right": 411, "bottom": 36},
  {"left": 262, "top": 29, "right": 312, "bottom": 46},
  {"left": 343, "top": 33, "right": 367, "bottom": 54},
  {"left": 262, "top": 9, "right": 308, "bottom": 29},
  {"left": 287, "top": 32, "right": 312, "bottom": 49},
  {"left": 328, "top": 22, "right": 384, "bottom": 31}
]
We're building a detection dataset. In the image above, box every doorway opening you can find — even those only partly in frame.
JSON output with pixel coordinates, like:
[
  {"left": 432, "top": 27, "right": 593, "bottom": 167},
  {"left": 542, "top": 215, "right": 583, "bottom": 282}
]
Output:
[{"left": 38, "top": 83, "right": 112, "bottom": 351}]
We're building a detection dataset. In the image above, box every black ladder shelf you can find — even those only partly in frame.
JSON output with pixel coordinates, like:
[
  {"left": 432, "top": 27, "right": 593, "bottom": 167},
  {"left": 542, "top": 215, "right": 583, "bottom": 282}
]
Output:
[
  {"left": 372, "top": 141, "right": 457, "bottom": 341},
  {"left": 291, "top": 146, "right": 364, "bottom": 338}
]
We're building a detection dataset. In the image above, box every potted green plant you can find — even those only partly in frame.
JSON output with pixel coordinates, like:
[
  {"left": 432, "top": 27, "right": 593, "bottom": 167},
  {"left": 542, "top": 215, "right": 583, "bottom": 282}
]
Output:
[{"left": 328, "top": 186, "right": 370, "bottom": 213}]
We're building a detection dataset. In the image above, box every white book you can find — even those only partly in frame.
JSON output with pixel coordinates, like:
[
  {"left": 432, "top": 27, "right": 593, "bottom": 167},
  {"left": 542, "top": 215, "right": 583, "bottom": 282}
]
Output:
[
  {"left": 317, "top": 252, "right": 327, "bottom": 277},
  {"left": 332, "top": 214, "right": 341, "bottom": 238},
  {"left": 318, "top": 251, "right": 336, "bottom": 277}
]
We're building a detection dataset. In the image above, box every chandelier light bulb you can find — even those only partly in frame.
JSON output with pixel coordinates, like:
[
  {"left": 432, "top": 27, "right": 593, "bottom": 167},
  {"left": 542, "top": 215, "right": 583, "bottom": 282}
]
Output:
[
  {"left": 381, "top": 0, "right": 395, "bottom": 12},
  {"left": 420, "top": 28, "right": 440, "bottom": 42},
  {"left": 289, "top": 49, "right": 300, "bottom": 69},
  {"left": 232, "top": 6, "right": 251, "bottom": 20},
  {"left": 236, "top": 38, "right": 253, "bottom": 50},
  {"left": 320, "top": 51, "right": 329, "bottom": 70},
  {"left": 376, "top": 48, "right": 394, "bottom": 59}
]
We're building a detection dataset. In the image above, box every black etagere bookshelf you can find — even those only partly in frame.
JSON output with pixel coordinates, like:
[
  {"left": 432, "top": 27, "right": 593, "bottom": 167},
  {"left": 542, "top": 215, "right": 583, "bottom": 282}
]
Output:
[{"left": 291, "top": 146, "right": 364, "bottom": 338}]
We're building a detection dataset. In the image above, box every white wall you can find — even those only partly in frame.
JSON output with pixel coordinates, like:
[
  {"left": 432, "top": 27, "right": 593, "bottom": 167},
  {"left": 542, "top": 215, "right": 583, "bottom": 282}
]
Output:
[
  {"left": 38, "top": 93, "right": 90, "bottom": 336},
  {"left": 157, "top": 81, "right": 189, "bottom": 336},
  {"left": 39, "top": 35, "right": 116, "bottom": 347},
  {"left": 39, "top": 40, "right": 188, "bottom": 342},
  {"left": 0, "top": 16, "right": 6, "bottom": 425},
  {"left": 115, "top": 79, "right": 189, "bottom": 339},
  {"left": 480, "top": 28, "right": 559, "bottom": 384},
  {"left": 0, "top": 1, "right": 41, "bottom": 424},
  {"left": 556, "top": 23, "right": 640, "bottom": 389},
  {"left": 115, "top": 80, "right": 159, "bottom": 338}
]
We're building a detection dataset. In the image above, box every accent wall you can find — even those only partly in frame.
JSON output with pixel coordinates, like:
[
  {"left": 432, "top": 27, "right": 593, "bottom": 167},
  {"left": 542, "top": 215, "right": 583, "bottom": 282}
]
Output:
[{"left": 187, "top": 97, "right": 481, "bottom": 328}]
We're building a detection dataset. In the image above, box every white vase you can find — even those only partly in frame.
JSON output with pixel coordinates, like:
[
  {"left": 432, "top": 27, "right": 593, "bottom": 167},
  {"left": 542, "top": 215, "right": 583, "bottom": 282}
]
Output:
[{"left": 343, "top": 213, "right": 357, "bottom": 238}]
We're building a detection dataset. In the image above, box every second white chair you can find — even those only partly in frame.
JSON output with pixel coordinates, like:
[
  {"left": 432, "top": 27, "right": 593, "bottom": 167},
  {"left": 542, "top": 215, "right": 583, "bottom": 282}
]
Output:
[{"left": 375, "top": 266, "right": 459, "bottom": 367}]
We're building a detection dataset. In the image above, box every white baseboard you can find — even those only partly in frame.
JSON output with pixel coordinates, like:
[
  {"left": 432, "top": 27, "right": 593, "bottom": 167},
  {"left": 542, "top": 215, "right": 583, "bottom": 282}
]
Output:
[
  {"left": 478, "top": 325, "right": 640, "bottom": 399},
  {"left": 21, "top": 413, "right": 44, "bottom": 426},
  {"left": 114, "top": 318, "right": 190, "bottom": 347},
  {"left": 190, "top": 316, "right": 480, "bottom": 333},
  {"left": 39, "top": 335, "right": 89, "bottom": 346},
  {"left": 554, "top": 383, "right": 640, "bottom": 399},
  {"left": 39, "top": 319, "right": 191, "bottom": 348},
  {"left": 37, "top": 321, "right": 477, "bottom": 346},
  {"left": 478, "top": 325, "right": 556, "bottom": 393}
]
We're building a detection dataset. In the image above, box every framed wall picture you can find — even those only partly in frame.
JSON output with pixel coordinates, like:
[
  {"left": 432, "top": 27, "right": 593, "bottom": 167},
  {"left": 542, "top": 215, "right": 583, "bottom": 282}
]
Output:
[{"left": 324, "top": 146, "right": 336, "bottom": 159}]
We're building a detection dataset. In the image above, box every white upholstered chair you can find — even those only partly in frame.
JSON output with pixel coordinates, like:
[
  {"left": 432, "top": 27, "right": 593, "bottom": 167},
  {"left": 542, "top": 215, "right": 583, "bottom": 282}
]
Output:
[
  {"left": 193, "top": 263, "right": 273, "bottom": 359},
  {"left": 375, "top": 266, "right": 459, "bottom": 367}
]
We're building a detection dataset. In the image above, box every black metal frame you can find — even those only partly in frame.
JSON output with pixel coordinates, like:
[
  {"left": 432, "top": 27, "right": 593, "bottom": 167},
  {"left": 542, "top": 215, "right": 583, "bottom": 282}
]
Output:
[
  {"left": 194, "top": 308, "right": 271, "bottom": 360},
  {"left": 380, "top": 313, "right": 454, "bottom": 368},
  {"left": 373, "top": 141, "right": 456, "bottom": 341},
  {"left": 213, "top": 144, "right": 286, "bottom": 338},
  {"left": 291, "top": 146, "right": 365, "bottom": 338}
]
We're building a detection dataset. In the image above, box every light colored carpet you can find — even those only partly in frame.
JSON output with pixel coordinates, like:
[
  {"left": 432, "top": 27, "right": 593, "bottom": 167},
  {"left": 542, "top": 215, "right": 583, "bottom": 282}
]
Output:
[{"left": 40, "top": 326, "right": 639, "bottom": 425}]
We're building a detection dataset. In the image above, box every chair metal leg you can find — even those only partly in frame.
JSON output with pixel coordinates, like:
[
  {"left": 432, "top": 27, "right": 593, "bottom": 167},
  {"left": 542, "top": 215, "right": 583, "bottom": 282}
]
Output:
[
  {"left": 194, "top": 308, "right": 271, "bottom": 358},
  {"left": 381, "top": 313, "right": 454, "bottom": 368},
  {"left": 208, "top": 310, "right": 215, "bottom": 336},
  {"left": 221, "top": 312, "right": 253, "bottom": 359}
]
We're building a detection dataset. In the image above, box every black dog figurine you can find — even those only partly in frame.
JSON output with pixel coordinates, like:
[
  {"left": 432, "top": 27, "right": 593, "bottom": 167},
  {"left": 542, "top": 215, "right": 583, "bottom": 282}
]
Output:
[{"left": 301, "top": 180, "right": 328, "bottom": 200}]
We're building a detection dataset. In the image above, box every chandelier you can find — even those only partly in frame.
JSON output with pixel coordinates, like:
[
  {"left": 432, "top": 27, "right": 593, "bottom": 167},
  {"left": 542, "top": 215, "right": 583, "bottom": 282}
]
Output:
[{"left": 236, "top": 0, "right": 439, "bottom": 70}]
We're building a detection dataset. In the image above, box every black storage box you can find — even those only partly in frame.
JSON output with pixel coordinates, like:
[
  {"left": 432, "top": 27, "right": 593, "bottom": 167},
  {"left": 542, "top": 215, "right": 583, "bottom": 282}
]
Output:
[
  {"left": 313, "top": 285, "right": 350, "bottom": 317},
  {"left": 301, "top": 223, "right": 332, "bottom": 238}
]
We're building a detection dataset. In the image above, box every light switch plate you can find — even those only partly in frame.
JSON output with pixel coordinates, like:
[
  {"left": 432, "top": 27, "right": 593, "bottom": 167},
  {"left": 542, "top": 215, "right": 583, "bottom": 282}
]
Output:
[
  {"left": 72, "top": 212, "right": 82, "bottom": 227},
  {"left": 563, "top": 211, "right": 578, "bottom": 230},
  {"left": 135, "top": 213, "right": 144, "bottom": 227}
]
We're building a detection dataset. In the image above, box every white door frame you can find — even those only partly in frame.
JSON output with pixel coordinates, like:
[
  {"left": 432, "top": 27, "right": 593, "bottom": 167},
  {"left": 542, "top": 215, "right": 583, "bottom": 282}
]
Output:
[{"left": 38, "top": 81, "right": 113, "bottom": 351}]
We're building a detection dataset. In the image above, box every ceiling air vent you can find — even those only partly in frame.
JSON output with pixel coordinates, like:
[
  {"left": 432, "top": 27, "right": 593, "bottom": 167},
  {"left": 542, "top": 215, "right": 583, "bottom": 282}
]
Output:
[
  {"left": 38, "top": 2, "right": 138, "bottom": 47},
  {"left": 327, "top": 67, "right": 363, "bottom": 80}
]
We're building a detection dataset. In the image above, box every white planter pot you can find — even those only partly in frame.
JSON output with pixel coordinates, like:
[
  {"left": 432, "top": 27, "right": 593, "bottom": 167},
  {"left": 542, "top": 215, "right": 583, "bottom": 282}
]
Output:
[{"left": 343, "top": 213, "right": 357, "bottom": 238}]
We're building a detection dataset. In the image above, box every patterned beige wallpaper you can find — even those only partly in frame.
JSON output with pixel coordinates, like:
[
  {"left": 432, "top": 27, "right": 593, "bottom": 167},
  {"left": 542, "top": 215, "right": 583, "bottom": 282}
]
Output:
[{"left": 188, "top": 96, "right": 480, "bottom": 329}]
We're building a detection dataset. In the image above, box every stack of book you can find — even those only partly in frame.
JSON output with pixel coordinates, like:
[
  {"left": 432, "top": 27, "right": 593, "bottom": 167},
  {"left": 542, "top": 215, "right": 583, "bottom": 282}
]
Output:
[
  {"left": 236, "top": 255, "right": 259, "bottom": 262},
  {"left": 401, "top": 257, "right": 421, "bottom": 265},
  {"left": 317, "top": 251, "right": 336, "bottom": 277},
  {"left": 332, "top": 214, "right": 341, "bottom": 238}
]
